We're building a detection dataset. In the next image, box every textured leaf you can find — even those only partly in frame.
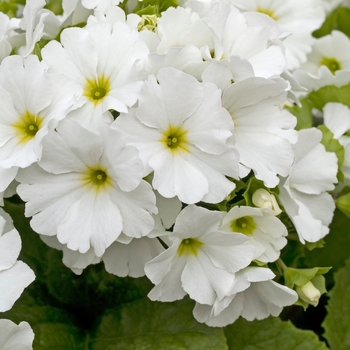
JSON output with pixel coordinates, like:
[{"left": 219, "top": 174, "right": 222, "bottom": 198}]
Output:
[
  {"left": 92, "top": 297, "right": 228, "bottom": 350},
  {"left": 318, "top": 125, "right": 345, "bottom": 181},
  {"left": 225, "top": 317, "right": 328, "bottom": 350},
  {"left": 33, "top": 323, "right": 86, "bottom": 350},
  {"left": 323, "top": 256, "right": 350, "bottom": 350},
  {"left": 289, "top": 84, "right": 350, "bottom": 131},
  {"left": 313, "top": 7, "right": 350, "bottom": 39},
  {"left": 336, "top": 192, "right": 350, "bottom": 218},
  {"left": 303, "top": 209, "right": 350, "bottom": 276}
]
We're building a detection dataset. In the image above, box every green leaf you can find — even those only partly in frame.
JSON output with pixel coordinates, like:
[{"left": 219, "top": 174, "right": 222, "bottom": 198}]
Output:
[
  {"left": 286, "top": 99, "right": 313, "bottom": 130},
  {"left": 92, "top": 297, "right": 228, "bottom": 350},
  {"left": 336, "top": 191, "right": 350, "bottom": 218},
  {"left": 318, "top": 124, "right": 345, "bottom": 182},
  {"left": 313, "top": 7, "right": 350, "bottom": 38},
  {"left": 288, "top": 83, "right": 350, "bottom": 130},
  {"left": 32, "top": 324, "right": 86, "bottom": 350},
  {"left": 0, "top": 0, "right": 25, "bottom": 18},
  {"left": 44, "top": 0, "right": 63, "bottom": 15},
  {"left": 302, "top": 209, "right": 350, "bottom": 279},
  {"left": 225, "top": 317, "right": 328, "bottom": 350},
  {"left": 284, "top": 267, "right": 331, "bottom": 289},
  {"left": 323, "top": 256, "right": 350, "bottom": 349},
  {"left": 132, "top": 0, "right": 178, "bottom": 16}
]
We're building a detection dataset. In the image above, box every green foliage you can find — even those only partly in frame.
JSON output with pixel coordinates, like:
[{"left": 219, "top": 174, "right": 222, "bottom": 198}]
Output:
[
  {"left": 132, "top": 0, "right": 178, "bottom": 16},
  {"left": 318, "top": 125, "right": 345, "bottom": 182},
  {"left": 92, "top": 297, "right": 227, "bottom": 350},
  {"left": 323, "top": 256, "right": 350, "bottom": 349},
  {"left": 313, "top": 7, "right": 350, "bottom": 38},
  {"left": 336, "top": 191, "right": 350, "bottom": 218},
  {"left": 284, "top": 268, "right": 331, "bottom": 289},
  {"left": 287, "top": 99, "right": 313, "bottom": 130},
  {"left": 44, "top": 0, "right": 63, "bottom": 15},
  {"left": 303, "top": 209, "right": 350, "bottom": 280},
  {"left": 288, "top": 83, "right": 350, "bottom": 131},
  {"left": 225, "top": 317, "right": 328, "bottom": 350},
  {"left": 0, "top": 0, "right": 25, "bottom": 18}
]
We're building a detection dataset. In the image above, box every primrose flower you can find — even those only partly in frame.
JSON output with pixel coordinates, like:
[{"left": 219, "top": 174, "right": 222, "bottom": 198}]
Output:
[
  {"left": 193, "top": 266, "right": 298, "bottom": 326},
  {"left": 229, "top": 0, "right": 326, "bottom": 70},
  {"left": 41, "top": 20, "right": 149, "bottom": 130},
  {"left": 114, "top": 67, "right": 239, "bottom": 204},
  {"left": 0, "top": 215, "right": 35, "bottom": 312},
  {"left": 278, "top": 128, "right": 338, "bottom": 243},
  {"left": 145, "top": 205, "right": 255, "bottom": 305},
  {"left": 17, "top": 119, "right": 157, "bottom": 257},
  {"left": 0, "top": 54, "right": 76, "bottom": 169},
  {"left": 300, "top": 30, "right": 350, "bottom": 76},
  {"left": 222, "top": 76, "right": 297, "bottom": 187},
  {"left": 220, "top": 206, "right": 287, "bottom": 263}
]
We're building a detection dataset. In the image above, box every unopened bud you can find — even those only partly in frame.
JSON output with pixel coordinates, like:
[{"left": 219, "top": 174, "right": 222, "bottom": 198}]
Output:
[
  {"left": 297, "top": 281, "right": 321, "bottom": 307},
  {"left": 138, "top": 14, "right": 158, "bottom": 32},
  {"left": 252, "top": 188, "right": 282, "bottom": 215}
]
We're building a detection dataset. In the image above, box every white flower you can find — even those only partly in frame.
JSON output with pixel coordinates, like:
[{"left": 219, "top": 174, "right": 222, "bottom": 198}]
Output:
[
  {"left": 0, "top": 166, "right": 18, "bottom": 205},
  {"left": 155, "top": 6, "right": 214, "bottom": 54},
  {"left": 0, "top": 215, "right": 35, "bottom": 312},
  {"left": 114, "top": 67, "right": 239, "bottom": 204},
  {"left": 41, "top": 20, "right": 149, "bottom": 130},
  {"left": 193, "top": 266, "right": 298, "bottom": 326},
  {"left": 82, "top": 0, "right": 122, "bottom": 11},
  {"left": 203, "top": 0, "right": 287, "bottom": 78},
  {"left": 322, "top": 102, "right": 350, "bottom": 186},
  {"left": 17, "top": 119, "right": 157, "bottom": 257},
  {"left": 0, "top": 13, "right": 12, "bottom": 62},
  {"left": 300, "top": 30, "right": 350, "bottom": 76},
  {"left": 220, "top": 206, "right": 287, "bottom": 262},
  {"left": 145, "top": 205, "right": 255, "bottom": 305},
  {"left": 293, "top": 66, "right": 350, "bottom": 97},
  {"left": 18, "top": 0, "right": 61, "bottom": 58},
  {"left": 229, "top": 0, "right": 326, "bottom": 70},
  {"left": 103, "top": 236, "right": 165, "bottom": 278},
  {"left": 0, "top": 319, "right": 34, "bottom": 350},
  {"left": 278, "top": 128, "right": 338, "bottom": 243},
  {"left": 40, "top": 235, "right": 101, "bottom": 275},
  {"left": 222, "top": 76, "right": 297, "bottom": 187},
  {"left": 0, "top": 54, "right": 76, "bottom": 169}
]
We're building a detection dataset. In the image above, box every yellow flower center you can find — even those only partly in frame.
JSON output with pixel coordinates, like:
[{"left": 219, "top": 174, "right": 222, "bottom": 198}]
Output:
[
  {"left": 12, "top": 110, "right": 44, "bottom": 144},
  {"left": 230, "top": 216, "right": 256, "bottom": 236},
  {"left": 161, "top": 125, "right": 189, "bottom": 153},
  {"left": 177, "top": 238, "right": 203, "bottom": 257},
  {"left": 81, "top": 166, "right": 112, "bottom": 192},
  {"left": 319, "top": 57, "right": 342, "bottom": 75},
  {"left": 256, "top": 7, "right": 278, "bottom": 21},
  {"left": 84, "top": 75, "right": 111, "bottom": 105}
]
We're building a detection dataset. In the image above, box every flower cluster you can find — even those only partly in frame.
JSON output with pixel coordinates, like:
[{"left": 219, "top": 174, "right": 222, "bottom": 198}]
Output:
[{"left": 1, "top": 0, "right": 349, "bottom": 344}]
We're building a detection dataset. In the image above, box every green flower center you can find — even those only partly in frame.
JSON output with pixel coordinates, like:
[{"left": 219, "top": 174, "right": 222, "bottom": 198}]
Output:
[
  {"left": 161, "top": 125, "right": 189, "bottom": 153},
  {"left": 12, "top": 110, "right": 44, "bottom": 144},
  {"left": 91, "top": 169, "right": 108, "bottom": 185},
  {"left": 178, "top": 238, "right": 203, "bottom": 257},
  {"left": 84, "top": 75, "right": 111, "bottom": 105},
  {"left": 230, "top": 216, "right": 256, "bottom": 236},
  {"left": 82, "top": 166, "right": 111, "bottom": 192},
  {"left": 319, "top": 57, "right": 342, "bottom": 75},
  {"left": 256, "top": 7, "right": 278, "bottom": 21}
]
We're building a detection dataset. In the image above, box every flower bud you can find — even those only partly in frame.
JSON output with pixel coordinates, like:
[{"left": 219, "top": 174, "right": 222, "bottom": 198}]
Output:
[
  {"left": 296, "top": 281, "right": 321, "bottom": 307},
  {"left": 252, "top": 188, "right": 282, "bottom": 215}
]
